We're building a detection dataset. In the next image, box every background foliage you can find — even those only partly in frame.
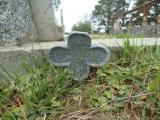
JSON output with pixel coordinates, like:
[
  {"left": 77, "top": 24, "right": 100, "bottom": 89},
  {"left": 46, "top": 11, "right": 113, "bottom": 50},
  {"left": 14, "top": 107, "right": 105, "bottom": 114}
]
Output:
[
  {"left": 72, "top": 21, "right": 92, "bottom": 33},
  {"left": 92, "top": 0, "right": 160, "bottom": 31}
]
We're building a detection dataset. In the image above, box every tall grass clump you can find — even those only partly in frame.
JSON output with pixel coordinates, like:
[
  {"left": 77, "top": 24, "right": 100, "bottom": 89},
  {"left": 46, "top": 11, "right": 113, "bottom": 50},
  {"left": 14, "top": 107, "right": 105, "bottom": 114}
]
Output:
[{"left": 0, "top": 57, "right": 72, "bottom": 119}]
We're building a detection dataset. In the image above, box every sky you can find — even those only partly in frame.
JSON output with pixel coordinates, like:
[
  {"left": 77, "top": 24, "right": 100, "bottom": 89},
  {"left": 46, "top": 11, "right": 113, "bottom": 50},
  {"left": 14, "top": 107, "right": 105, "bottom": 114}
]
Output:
[
  {"left": 55, "top": 0, "right": 134, "bottom": 32},
  {"left": 55, "top": 0, "right": 99, "bottom": 32}
]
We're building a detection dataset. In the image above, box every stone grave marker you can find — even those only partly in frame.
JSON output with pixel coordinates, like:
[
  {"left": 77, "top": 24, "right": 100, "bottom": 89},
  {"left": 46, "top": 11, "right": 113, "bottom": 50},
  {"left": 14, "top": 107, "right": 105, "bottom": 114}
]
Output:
[
  {"left": 29, "top": 0, "right": 64, "bottom": 41},
  {"left": 48, "top": 32, "right": 110, "bottom": 80},
  {"left": 0, "top": 0, "right": 38, "bottom": 46},
  {"left": 113, "top": 18, "right": 121, "bottom": 34},
  {"left": 158, "top": 13, "right": 160, "bottom": 24},
  {"left": 156, "top": 24, "right": 160, "bottom": 36},
  {"left": 0, "top": 0, "right": 64, "bottom": 47}
]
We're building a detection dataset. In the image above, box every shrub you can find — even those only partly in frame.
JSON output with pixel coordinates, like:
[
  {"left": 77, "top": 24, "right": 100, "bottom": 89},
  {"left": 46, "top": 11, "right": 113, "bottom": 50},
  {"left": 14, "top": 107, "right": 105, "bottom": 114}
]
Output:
[{"left": 72, "top": 21, "right": 92, "bottom": 33}]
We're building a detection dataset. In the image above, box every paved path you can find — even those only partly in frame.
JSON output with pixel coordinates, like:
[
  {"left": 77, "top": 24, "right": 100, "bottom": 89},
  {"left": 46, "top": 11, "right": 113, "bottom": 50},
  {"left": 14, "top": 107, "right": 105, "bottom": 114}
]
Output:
[{"left": 0, "top": 38, "right": 160, "bottom": 52}]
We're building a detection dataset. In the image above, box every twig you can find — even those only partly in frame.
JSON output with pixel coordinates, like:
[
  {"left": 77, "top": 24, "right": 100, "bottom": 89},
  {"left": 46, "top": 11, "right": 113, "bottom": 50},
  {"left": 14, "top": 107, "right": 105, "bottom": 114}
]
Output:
[
  {"left": 59, "top": 111, "right": 81, "bottom": 119},
  {"left": 78, "top": 92, "right": 155, "bottom": 120},
  {"left": 69, "top": 115, "right": 91, "bottom": 120},
  {"left": 15, "top": 97, "right": 28, "bottom": 120}
]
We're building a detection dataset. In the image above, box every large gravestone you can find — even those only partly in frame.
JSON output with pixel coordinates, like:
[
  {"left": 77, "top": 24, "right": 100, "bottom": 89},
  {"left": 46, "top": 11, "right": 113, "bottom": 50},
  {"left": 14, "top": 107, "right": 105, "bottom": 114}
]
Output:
[
  {"left": 0, "top": 0, "right": 64, "bottom": 47},
  {"left": 113, "top": 19, "right": 121, "bottom": 34},
  {"left": 48, "top": 32, "right": 110, "bottom": 80},
  {"left": 29, "top": 0, "right": 64, "bottom": 41},
  {"left": 156, "top": 24, "right": 160, "bottom": 36},
  {"left": 158, "top": 13, "right": 160, "bottom": 24},
  {"left": 0, "top": 0, "right": 38, "bottom": 46}
]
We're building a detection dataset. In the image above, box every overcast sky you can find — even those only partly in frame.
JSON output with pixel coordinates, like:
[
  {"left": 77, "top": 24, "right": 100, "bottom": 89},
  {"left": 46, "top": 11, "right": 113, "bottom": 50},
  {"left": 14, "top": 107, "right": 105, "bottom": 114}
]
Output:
[
  {"left": 55, "top": 0, "right": 99, "bottom": 32},
  {"left": 55, "top": 0, "right": 134, "bottom": 32}
]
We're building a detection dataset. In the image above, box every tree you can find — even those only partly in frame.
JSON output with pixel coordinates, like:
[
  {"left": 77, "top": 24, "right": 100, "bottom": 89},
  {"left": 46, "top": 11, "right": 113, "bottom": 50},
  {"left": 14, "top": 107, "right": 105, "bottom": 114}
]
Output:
[
  {"left": 72, "top": 21, "right": 92, "bottom": 33},
  {"left": 131, "top": 0, "right": 160, "bottom": 25},
  {"left": 92, "top": 0, "right": 129, "bottom": 32},
  {"left": 53, "top": 0, "right": 63, "bottom": 9},
  {"left": 149, "top": 0, "right": 160, "bottom": 24}
]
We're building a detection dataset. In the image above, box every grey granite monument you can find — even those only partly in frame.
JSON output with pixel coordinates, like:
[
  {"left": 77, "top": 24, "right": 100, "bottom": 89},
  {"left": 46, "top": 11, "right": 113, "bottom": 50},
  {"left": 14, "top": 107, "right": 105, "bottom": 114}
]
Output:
[
  {"left": 0, "top": 0, "right": 38, "bottom": 46},
  {"left": 29, "top": 0, "right": 64, "bottom": 41},
  {"left": 48, "top": 32, "right": 110, "bottom": 80},
  {"left": 0, "top": 0, "right": 64, "bottom": 47}
]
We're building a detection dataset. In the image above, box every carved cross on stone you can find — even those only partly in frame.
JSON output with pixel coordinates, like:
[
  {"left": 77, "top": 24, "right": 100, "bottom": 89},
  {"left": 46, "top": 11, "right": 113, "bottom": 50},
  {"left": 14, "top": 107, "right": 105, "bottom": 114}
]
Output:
[{"left": 48, "top": 32, "right": 110, "bottom": 80}]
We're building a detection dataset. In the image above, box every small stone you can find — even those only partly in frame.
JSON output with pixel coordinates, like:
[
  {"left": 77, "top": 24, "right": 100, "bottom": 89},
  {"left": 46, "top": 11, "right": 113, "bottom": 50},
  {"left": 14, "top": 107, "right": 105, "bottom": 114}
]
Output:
[{"left": 48, "top": 32, "right": 110, "bottom": 81}]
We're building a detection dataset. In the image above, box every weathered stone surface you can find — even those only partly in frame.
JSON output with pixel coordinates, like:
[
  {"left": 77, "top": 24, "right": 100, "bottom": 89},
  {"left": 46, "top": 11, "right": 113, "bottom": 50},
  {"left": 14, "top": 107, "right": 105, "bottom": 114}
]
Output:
[
  {"left": 113, "top": 19, "right": 121, "bottom": 34},
  {"left": 48, "top": 32, "right": 110, "bottom": 80},
  {"left": 158, "top": 13, "right": 160, "bottom": 23},
  {"left": 0, "top": 49, "right": 48, "bottom": 81},
  {"left": 156, "top": 24, "right": 160, "bottom": 36},
  {"left": 0, "top": 0, "right": 38, "bottom": 47},
  {"left": 29, "top": 0, "right": 64, "bottom": 41}
]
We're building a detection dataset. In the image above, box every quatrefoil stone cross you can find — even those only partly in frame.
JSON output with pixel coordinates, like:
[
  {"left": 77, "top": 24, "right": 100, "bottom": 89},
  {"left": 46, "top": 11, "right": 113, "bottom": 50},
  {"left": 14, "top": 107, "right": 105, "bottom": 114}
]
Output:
[{"left": 48, "top": 32, "right": 110, "bottom": 80}]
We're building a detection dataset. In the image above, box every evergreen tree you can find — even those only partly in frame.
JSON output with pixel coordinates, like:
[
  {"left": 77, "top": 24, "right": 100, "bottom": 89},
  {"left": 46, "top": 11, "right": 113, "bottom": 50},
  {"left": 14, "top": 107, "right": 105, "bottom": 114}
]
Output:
[
  {"left": 54, "top": 0, "right": 63, "bottom": 9},
  {"left": 92, "top": 0, "right": 129, "bottom": 31},
  {"left": 131, "top": 0, "right": 160, "bottom": 25}
]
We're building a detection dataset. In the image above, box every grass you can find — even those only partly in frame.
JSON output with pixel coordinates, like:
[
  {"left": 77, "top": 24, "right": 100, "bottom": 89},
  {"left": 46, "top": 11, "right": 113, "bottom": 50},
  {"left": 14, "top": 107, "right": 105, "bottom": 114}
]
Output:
[
  {"left": 91, "top": 31, "right": 158, "bottom": 39},
  {"left": 1, "top": 38, "right": 160, "bottom": 120}
]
